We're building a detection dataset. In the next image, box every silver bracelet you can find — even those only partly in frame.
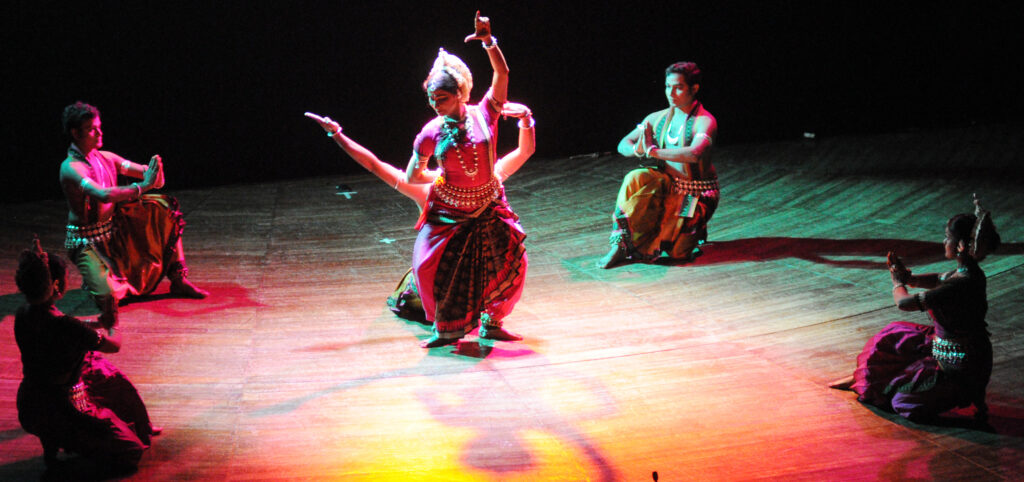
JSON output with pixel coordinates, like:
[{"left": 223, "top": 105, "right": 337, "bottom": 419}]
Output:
[
  {"left": 517, "top": 117, "right": 535, "bottom": 129},
  {"left": 892, "top": 283, "right": 906, "bottom": 293},
  {"left": 483, "top": 36, "right": 498, "bottom": 49},
  {"left": 131, "top": 182, "right": 142, "bottom": 198}
]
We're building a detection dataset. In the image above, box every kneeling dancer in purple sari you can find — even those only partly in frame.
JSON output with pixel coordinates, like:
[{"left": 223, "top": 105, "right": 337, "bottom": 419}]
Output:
[{"left": 830, "top": 195, "right": 1001, "bottom": 424}]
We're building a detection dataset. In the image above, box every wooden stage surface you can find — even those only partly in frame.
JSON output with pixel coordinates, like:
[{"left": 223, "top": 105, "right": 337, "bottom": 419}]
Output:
[{"left": 2, "top": 123, "right": 1023, "bottom": 480}]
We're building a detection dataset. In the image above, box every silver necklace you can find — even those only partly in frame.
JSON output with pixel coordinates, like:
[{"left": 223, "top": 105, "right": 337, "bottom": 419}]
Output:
[
  {"left": 665, "top": 103, "right": 699, "bottom": 146},
  {"left": 665, "top": 116, "right": 685, "bottom": 146}
]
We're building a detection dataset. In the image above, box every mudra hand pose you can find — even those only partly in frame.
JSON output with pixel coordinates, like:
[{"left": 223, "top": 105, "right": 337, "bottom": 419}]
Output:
[
  {"left": 305, "top": 100, "right": 535, "bottom": 323},
  {"left": 14, "top": 238, "right": 159, "bottom": 474},
  {"left": 311, "top": 12, "right": 529, "bottom": 348},
  {"left": 600, "top": 62, "right": 719, "bottom": 268},
  {"left": 830, "top": 195, "right": 1001, "bottom": 424}
]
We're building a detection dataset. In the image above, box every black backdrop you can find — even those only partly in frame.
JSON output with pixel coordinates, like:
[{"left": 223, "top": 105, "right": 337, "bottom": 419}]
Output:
[{"left": 3, "top": 1, "right": 1022, "bottom": 203}]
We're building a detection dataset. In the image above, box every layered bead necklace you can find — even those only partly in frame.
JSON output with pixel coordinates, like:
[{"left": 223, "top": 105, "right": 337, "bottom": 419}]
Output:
[
  {"left": 440, "top": 112, "right": 483, "bottom": 180},
  {"left": 451, "top": 113, "right": 480, "bottom": 179}
]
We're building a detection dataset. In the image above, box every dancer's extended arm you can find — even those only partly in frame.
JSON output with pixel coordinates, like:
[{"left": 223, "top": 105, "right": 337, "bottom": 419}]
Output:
[{"left": 306, "top": 112, "right": 428, "bottom": 209}]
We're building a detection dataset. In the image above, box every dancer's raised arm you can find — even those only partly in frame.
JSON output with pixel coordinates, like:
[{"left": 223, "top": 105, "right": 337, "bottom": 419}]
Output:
[{"left": 464, "top": 11, "right": 508, "bottom": 106}]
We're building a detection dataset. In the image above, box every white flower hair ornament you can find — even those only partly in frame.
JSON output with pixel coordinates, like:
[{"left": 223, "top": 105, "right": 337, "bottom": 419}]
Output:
[{"left": 428, "top": 48, "right": 473, "bottom": 103}]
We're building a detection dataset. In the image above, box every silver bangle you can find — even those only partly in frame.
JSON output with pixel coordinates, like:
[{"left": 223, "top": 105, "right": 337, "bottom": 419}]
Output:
[
  {"left": 327, "top": 125, "right": 342, "bottom": 137},
  {"left": 131, "top": 182, "right": 142, "bottom": 198},
  {"left": 483, "top": 36, "right": 498, "bottom": 49},
  {"left": 517, "top": 117, "right": 534, "bottom": 129},
  {"left": 892, "top": 283, "right": 906, "bottom": 293}
]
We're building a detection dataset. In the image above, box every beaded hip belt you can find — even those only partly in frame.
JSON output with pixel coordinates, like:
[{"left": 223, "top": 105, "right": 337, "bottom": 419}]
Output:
[
  {"left": 68, "top": 381, "right": 93, "bottom": 413},
  {"left": 671, "top": 176, "right": 720, "bottom": 195},
  {"left": 932, "top": 336, "right": 968, "bottom": 369},
  {"left": 65, "top": 219, "right": 115, "bottom": 249},
  {"left": 433, "top": 176, "right": 500, "bottom": 210}
]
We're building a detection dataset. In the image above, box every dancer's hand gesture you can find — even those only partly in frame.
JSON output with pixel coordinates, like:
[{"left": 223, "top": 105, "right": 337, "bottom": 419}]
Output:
[
  {"left": 304, "top": 112, "right": 341, "bottom": 135},
  {"left": 887, "top": 251, "right": 912, "bottom": 285},
  {"left": 634, "top": 121, "right": 655, "bottom": 156},
  {"left": 142, "top": 155, "right": 164, "bottom": 190},
  {"left": 464, "top": 11, "right": 493, "bottom": 44}
]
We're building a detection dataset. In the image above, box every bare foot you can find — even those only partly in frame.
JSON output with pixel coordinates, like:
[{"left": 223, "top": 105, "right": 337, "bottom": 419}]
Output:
[
  {"left": 98, "top": 310, "right": 118, "bottom": 329},
  {"left": 170, "top": 278, "right": 209, "bottom": 299},
  {"left": 598, "top": 244, "right": 628, "bottom": 269},
  {"left": 480, "top": 327, "right": 523, "bottom": 341},
  {"left": 974, "top": 401, "right": 989, "bottom": 425},
  {"left": 828, "top": 375, "right": 855, "bottom": 391},
  {"left": 421, "top": 336, "right": 459, "bottom": 348}
]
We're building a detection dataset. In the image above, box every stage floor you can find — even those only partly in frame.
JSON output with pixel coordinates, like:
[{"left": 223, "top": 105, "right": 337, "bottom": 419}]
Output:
[{"left": 2, "top": 124, "right": 1023, "bottom": 480}]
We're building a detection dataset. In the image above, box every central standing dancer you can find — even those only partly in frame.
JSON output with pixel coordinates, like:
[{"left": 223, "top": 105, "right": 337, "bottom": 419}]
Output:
[{"left": 405, "top": 12, "right": 528, "bottom": 348}]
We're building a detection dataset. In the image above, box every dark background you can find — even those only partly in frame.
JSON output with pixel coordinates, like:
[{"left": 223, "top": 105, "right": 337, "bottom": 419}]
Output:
[{"left": 3, "top": 1, "right": 1022, "bottom": 203}]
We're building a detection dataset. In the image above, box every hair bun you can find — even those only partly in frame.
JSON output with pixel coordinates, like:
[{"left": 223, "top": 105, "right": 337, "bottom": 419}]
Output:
[
  {"left": 15, "top": 235, "right": 54, "bottom": 303},
  {"left": 969, "top": 193, "right": 1001, "bottom": 261}
]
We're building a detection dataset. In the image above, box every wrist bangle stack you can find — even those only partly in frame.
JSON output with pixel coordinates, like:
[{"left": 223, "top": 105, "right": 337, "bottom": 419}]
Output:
[
  {"left": 517, "top": 117, "right": 535, "bottom": 129},
  {"left": 482, "top": 36, "right": 498, "bottom": 49}
]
